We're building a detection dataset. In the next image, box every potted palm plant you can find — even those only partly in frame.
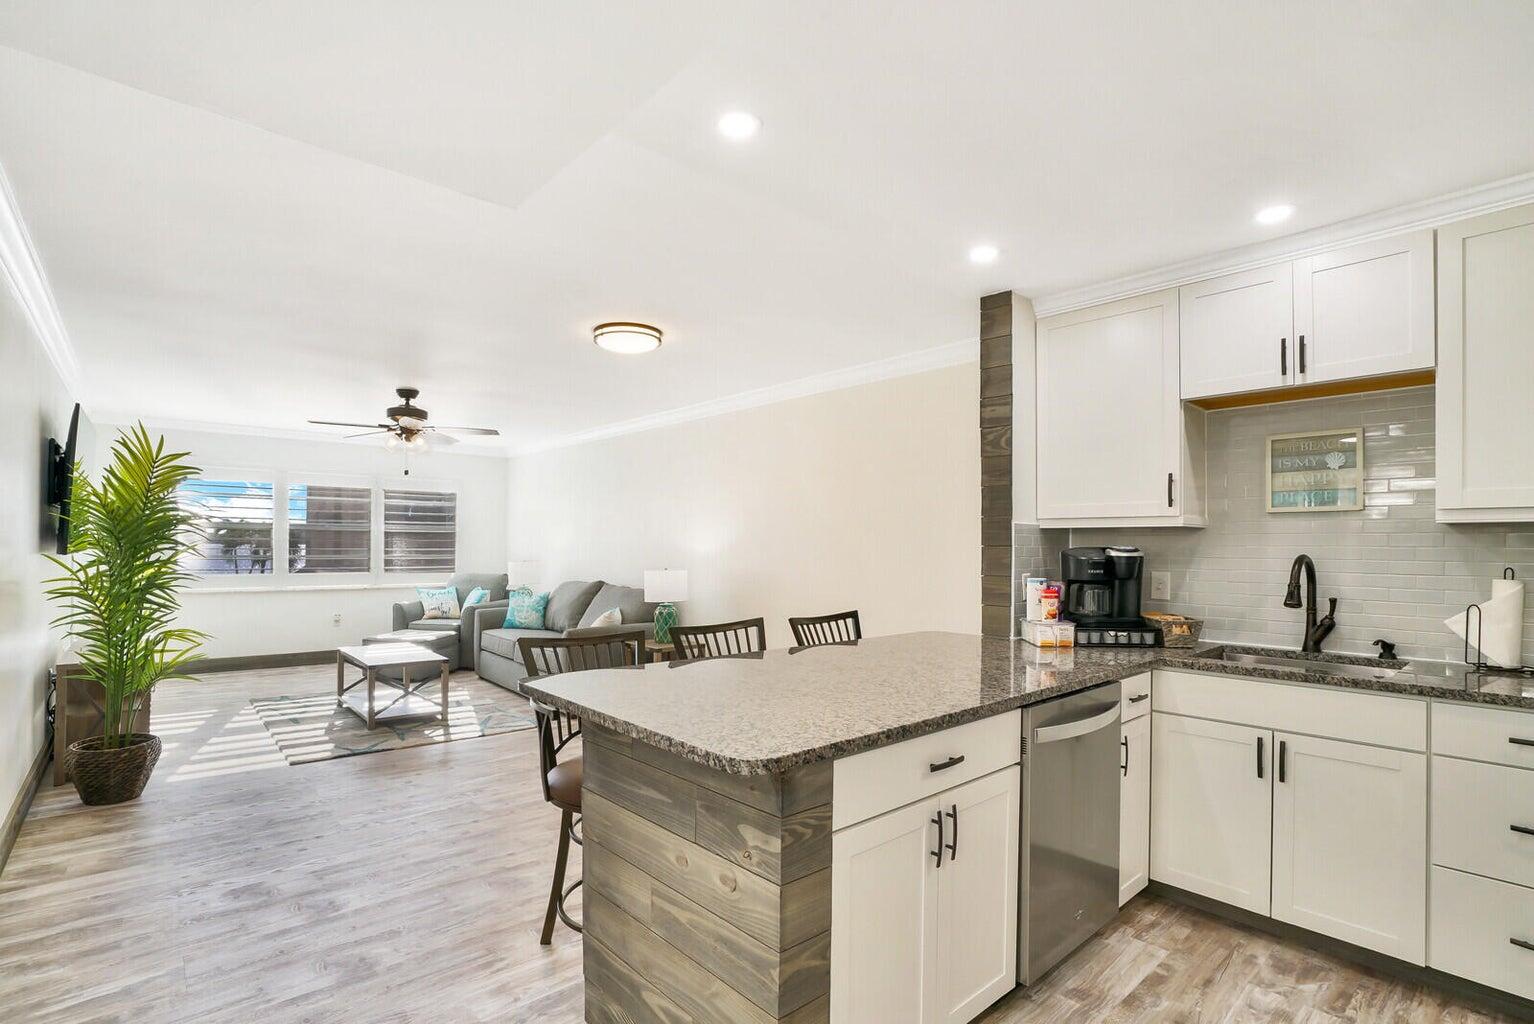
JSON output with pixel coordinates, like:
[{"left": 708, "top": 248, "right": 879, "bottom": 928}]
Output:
[{"left": 45, "top": 424, "right": 207, "bottom": 805}]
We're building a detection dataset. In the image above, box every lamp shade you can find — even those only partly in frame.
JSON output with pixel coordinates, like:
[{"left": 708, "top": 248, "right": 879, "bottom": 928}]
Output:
[
  {"left": 507, "top": 560, "right": 542, "bottom": 588},
  {"left": 644, "top": 569, "right": 689, "bottom": 603}
]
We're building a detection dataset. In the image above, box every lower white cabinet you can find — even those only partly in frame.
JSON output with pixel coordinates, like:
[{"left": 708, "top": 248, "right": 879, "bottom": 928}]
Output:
[
  {"left": 1150, "top": 714, "right": 1273, "bottom": 915},
  {"left": 1270, "top": 732, "right": 1426, "bottom": 964},
  {"left": 1119, "top": 712, "right": 1151, "bottom": 906},
  {"left": 1430, "top": 865, "right": 1534, "bottom": 1002},
  {"left": 831, "top": 767, "right": 1020, "bottom": 1024}
]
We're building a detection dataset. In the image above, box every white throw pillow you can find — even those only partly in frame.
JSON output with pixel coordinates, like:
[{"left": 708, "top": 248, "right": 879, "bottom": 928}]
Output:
[{"left": 588, "top": 607, "right": 622, "bottom": 628}]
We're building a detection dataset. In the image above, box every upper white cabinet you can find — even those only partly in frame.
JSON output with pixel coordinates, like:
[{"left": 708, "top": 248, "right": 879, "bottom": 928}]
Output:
[
  {"left": 1436, "top": 203, "right": 1534, "bottom": 521},
  {"left": 1179, "top": 262, "right": 1294, "bottom": 399},
  {"left": 1036, "top": 289, "right": 1206, "bottom": 528},
  {"left": 1293, "top": 231, "right": 1435, "bottom": 384},
  {"left": 1176, "top": 231, "right": 1435, "bottom": 402}
]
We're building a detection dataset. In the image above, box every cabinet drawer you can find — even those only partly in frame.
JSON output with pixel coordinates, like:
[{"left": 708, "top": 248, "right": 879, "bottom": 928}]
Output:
[
  {"left": 1432, "top": 702, "right": 1534, "bottom": 770},
  {"left": 1432, "top": 756, "right": 1534, "bottom": 888},
  {"left": 833, "top": 711, "right": 1021, "bottom": 831},
  {"left": 1121, "top": 672, "right": 1152, "bottom": 722},
  {"left": 1429, "top": 865, "right": 1534, "bottom": 1002},
  {"left": 1152, "top": 670, "right": 1426, "bottom": 751}
]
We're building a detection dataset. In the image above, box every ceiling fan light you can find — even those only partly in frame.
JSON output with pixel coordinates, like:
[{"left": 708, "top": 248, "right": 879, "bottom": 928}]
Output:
[{"left": 593, "top": 321, "right": 663, "bottom": 354}]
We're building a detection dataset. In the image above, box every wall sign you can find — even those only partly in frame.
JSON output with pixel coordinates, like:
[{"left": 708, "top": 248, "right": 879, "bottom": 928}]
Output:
[{"left": 1266, "top": 427, "right": 1365, "bottom": 512}]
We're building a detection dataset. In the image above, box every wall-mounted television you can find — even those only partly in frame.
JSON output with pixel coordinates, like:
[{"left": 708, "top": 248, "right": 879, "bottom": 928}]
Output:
[{"left": 46, "top": 403, "right": 81, "bottom": 555}]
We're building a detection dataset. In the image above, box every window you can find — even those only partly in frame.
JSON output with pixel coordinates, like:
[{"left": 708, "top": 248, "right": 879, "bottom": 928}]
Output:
[
  {"left": 179, "top": 480, "right": 276, "bottom": 575},
  {"left": 288, "top": 483, "right": 372, "bottom": 574},
  {"left": 383, "top": 489, "right": 457, "bottom": 574}
]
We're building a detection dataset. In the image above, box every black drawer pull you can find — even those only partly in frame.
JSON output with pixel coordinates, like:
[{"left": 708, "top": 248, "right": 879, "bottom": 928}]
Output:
[
  {"left": 1280, "top": 337, "right": 1287, "bottom": 376},
  {"left": 1257, "top": 736, "right": 1265, "bottom": 779},
  {"left": 1278, "top": 739, "right": 1288, "bottom": 784},
  {"left": 929, "top": 755, "right": 966, "bottom": 773},
  {"left": 1128, "top": 693, "right": 1149, "bottom": 704},
  {"left": 1512, "top": 937, "right": 1534, "bottom": 953},
  {"left": 1121, "top": 736, "right": 1129, "bottom": 777},
  {"left": 1298, "top": 334, "right": 1307, "bottom": 374},
  {"left": 1512, "top": 824, "right": 1534, "bottom": 837},
  {"left": 931, "top": 812, "right": 944, "bottom": 868},
  {"left": 945, "top": 804, "right": 958, "bottom": 860},
  {"left": 1511, "top": 737, "right": 1534, "bottom": 748}
]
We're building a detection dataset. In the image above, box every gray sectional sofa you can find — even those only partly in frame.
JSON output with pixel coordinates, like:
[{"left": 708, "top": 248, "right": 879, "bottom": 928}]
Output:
[
  {"left": 473, "top": 579, "right": 659, "bottom": 691},
  {"left": 390, "top": 572, "right": 511, "bottom": 671}
]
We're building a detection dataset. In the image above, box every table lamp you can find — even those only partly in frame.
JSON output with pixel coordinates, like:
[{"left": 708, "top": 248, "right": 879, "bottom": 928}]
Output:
[{"left": 644, "top": 569, "right": 688, "bottom": 644}]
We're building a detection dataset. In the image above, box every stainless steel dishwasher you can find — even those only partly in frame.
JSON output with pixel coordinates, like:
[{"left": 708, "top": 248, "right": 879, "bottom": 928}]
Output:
[{"left": 1018, "top": 681, "right": 1122, "bottom": 985}]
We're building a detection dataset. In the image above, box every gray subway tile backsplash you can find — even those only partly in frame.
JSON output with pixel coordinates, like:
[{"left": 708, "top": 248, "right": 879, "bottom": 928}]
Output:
[{"left": 1015, "top": 386, "right": 1534, "bottom": 664}]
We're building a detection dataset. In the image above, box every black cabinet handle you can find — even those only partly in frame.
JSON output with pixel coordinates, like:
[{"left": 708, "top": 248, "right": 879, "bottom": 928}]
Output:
[
  {"left": 1121, "top": 736, "right": 1129, "bottom": 777},
  {"left": 1298, "top": 335, "right": 1307, "bottom": 374},
  {"left": 945, "top": 804, "right": 958, "bottom": 861},
  {"left": 1128, "top": 693, "right": 1149, "bottom": 704},
  {"left": 1511, "top": 737, "right": 1534, "bottom": 748},
  {"left": 1257, "top": 736, "right": 1265, "bottom": 779},
  {"left": 1280, "top": 337, "right": 1287, "bottom": 376},
  {"left": 1512, "top": 824, "right": 1534, "bottom": 837},
  {"left": 1513, "top": 937, "right": 1534, "bottom": 953},
  {"left": 929, "top": 755, "right": 965, "bottom": 773},
  {"left": 1167, "top": 472, "right": 1174, "bottom": 508},
  {"left": 931, "top": 812, "right": 944, "bottom": 868},
  {"left": 1278, "top": 740, "right": 1287, "bottom": 783}
]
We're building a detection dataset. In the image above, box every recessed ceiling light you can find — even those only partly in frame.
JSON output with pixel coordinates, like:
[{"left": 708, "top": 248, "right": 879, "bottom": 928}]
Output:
[
  {"left": 1254, "top": 204, "right": 1295, "bottom": 226},
  {"left": 717, "top": 110, "right": 761, "bottom": 141},
  {"left": 593, "top": 322, "right": 663, "bottom": 355},
  {"left": 968, "top": 244, "right": 1000, "bottom": 265}
]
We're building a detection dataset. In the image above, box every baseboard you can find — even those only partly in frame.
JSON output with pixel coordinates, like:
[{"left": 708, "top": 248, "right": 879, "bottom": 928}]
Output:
[
  {"left": 1, "top": 740, "right": 51, "bottom": 879},
  {"left": 1146, "top": 882, "right": 1534, "bottom": 1020},
  {"left": 186, "top": 650, "right": 335, "bottom": 674}
]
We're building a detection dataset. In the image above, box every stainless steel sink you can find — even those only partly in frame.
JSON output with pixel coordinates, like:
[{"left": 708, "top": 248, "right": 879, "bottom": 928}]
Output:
[{"left": 1212, "top": 651, "right": 1405, "bottom": 682}]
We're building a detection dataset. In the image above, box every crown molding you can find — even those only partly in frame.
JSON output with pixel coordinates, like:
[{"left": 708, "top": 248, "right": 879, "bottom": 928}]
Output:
[
  {"left": 0, "top": 156, "right": 81, "bottom": 396},
  {"left": 1031, "top": 171, "right": 1534, "bottom": 318},
  {"left": 514, "top": 336, "right": 980, "bottom": 456},
  {"left": 91, "top": 413, "right": 510, "bottom": 457}
]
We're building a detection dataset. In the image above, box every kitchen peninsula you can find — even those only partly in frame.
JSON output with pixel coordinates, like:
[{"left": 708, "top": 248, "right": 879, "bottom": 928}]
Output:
[{"left": 522, "top": 632, "right": 1534, "bottom": 1024}]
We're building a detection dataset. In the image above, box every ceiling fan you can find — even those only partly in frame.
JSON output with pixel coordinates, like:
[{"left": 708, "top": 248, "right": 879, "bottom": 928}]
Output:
[{"left": 308, "top": 386, "right": 500, "bottom": 449}]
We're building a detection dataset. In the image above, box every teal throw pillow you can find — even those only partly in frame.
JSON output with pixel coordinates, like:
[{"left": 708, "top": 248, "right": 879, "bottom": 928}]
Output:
[
  {"left": 461, "top": 586, "right": 490, "bottom": 609},
  {"left": 504, "top": 590, "right": 551, "bottom": 629},
  {"left": 416, "top": 585, "right": 460, "bottom": 620}
]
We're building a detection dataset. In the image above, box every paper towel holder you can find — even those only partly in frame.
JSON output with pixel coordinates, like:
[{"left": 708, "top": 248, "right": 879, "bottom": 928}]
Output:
[{"left": 1462, "top": 568, "right": 1534, "bottom": 676}]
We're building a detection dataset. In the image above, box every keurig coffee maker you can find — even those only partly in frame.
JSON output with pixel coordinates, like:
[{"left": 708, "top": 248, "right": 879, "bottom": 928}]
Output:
[{"left": 1060, "top": 545, "right": 1161, "bottom": 646}]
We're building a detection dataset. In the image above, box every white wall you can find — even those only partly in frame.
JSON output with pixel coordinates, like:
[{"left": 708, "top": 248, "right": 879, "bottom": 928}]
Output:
[
  {"left": 0, "top": 279, "right": 84, "bottom": 825},
  {"left": 92, "top": 424, "right": 509, "bottom": 659},
  {"left": 507, "top": 363, "right": 980, "bottom": 648}
]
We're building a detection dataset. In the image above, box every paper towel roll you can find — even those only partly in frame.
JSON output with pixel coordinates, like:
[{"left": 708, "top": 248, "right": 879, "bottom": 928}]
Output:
[{"left": 1445, "top": 577, "right": 1525, "bottom": 668}]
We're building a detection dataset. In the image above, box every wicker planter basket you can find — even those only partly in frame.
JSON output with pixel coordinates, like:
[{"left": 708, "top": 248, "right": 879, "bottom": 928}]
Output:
[{"left": 67, "top": 733, "right": 162, "bottom": 806}]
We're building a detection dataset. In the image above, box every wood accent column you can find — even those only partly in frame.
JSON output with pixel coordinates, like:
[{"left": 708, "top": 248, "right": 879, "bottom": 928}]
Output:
[
  {"left": 581, "top": 723, "right": 833, "bottom": 1023},
  {"left": 980, "top": 291, "right": 1014, "bottom": 637}
]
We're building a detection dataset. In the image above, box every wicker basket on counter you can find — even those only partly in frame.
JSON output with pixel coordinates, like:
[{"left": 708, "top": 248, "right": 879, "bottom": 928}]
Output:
[{"left": 1144, "top": 612, "right": 1204, "bottom": 648}]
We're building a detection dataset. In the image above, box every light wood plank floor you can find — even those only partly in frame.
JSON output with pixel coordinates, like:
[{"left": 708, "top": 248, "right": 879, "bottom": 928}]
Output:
[{"left": 0, "top": 666, "right": 1520, "bottom": 1024}]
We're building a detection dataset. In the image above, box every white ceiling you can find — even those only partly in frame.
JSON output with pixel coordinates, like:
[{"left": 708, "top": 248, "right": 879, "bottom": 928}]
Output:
[{"left": 2, "top": 1, "right": 1532, "bottom": 450}]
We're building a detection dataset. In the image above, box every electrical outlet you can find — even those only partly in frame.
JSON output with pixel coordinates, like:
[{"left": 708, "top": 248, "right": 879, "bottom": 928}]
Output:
[
  {"left": 1150, "top": 571, "right": 1172, "bottom": 601},
  {"left": 332, "top": 613, "right": 342, "bottom": 627}
]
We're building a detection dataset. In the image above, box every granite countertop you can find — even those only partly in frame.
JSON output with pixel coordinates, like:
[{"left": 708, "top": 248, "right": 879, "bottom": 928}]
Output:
[{"left": 520, "top": 631, "right": 1534, "bottom": 776}]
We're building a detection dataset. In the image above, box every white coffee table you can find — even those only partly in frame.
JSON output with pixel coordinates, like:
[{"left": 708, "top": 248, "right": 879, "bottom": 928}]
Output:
[{"left": 336, "top": 642, "right": 450, "bottom": 729}]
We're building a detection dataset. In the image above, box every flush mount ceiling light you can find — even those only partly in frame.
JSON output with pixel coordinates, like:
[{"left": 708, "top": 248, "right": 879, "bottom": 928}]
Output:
[
  {"left": 968, "top": 243, "right": 1000, "bottom": 265},
  {"left": 1254, "top": 203, "right": 1295, "bottom": 226},
  {"left": 717, "top": 110, "right": 761, "bottom": 141},
  {"left": 593, "top": 321, "right": 663, "bottom": 354}
]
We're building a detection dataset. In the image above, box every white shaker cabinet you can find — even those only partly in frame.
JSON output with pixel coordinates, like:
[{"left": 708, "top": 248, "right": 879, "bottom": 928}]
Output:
[
  {"left": 1270, "top": 732, "right": 1427, "bottom": 964},
  {"left": 831, "top": 766, "right": 1020, "bottom": 1024},
  {"left": 1179, "top": 262, "right": 1294, "bottom": 399},
  {"left": 1292, "top": 230, "right": 1435, "bottom": 385},
  {"left": 1119, "top": 711, "right": 1151, "bottom": 906},
  {"left": 1436, "top": 202, "right": 1534, "bottom": 521},
  {"left": 1150, "top": 713, "right": 1273, "bottom": 915},
  {"left": 1036, "top": 289, "right": 1206, "bottom": 528}
]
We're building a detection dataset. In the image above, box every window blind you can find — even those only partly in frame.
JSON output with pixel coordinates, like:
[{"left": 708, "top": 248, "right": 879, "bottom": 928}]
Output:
[
  {"left": 383, "top": 489, "right": 457, "bottom": 574},
  {"left": 179, "top": 480, "right": 276, "bottom": 575},
  {"left": 288, "top": 484, "right": 372, "bottom": 574}
]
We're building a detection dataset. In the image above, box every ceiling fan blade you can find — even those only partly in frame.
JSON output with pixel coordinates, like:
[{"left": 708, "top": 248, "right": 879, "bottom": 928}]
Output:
[
  {"left": 344, "top": 430, "right": 392, "bottom": 440},
  {"left": 422, "top": 431, "right": 459, "bottom": 447},
  {"left": 310, "top": 419, "right": 390, "bottom": 429},
  {"left": 431, "top": 426, "right": 501, "bottom": 436}
]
